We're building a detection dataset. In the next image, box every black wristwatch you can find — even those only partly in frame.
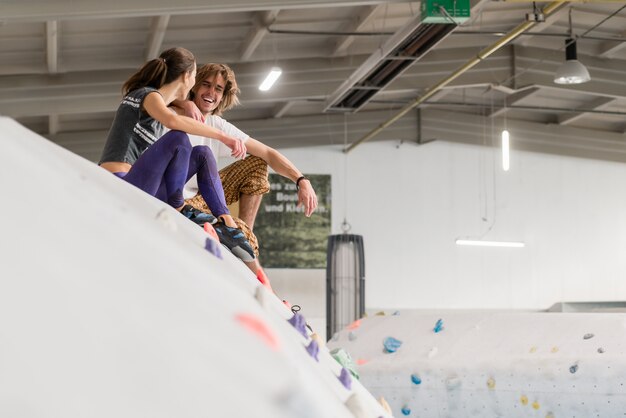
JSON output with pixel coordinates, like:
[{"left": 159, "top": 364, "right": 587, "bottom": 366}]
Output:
[{"left": 296, "top": 176, "right": 309, "bottom": 190}]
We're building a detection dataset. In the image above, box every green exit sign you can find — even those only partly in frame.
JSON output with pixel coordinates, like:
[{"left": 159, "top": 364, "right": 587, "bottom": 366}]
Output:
[{"left": 421, "top": 0, "right": 470, "bottom": 24}]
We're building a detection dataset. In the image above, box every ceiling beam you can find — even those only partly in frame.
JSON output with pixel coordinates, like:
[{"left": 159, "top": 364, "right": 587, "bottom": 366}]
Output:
[
  {"left": 598, "top": 29, "right": 626, "bottom": 59},
  {"left": 558, "top": 96, "right": 616, "bottom": 125},
  {"left": 240, "top": 10, "right": 280, "bottom": 62},
  {"left": 46, "top": 20, "right": 59, "bottom": 73},
  {"left": 2, "top": 0, "right": 410, "bottom": 22},
  {"left": 487, "top": 87, "right": 541, "bottom": 118},
  {"left": 273, "top": 101, "right": 295, "bottom": 118},
  {"left": 145, "top": 15, "right": 171, "bottom": 61},
  {"left": 518, "top": 5, "right": 569, "bottom": 47},
  {"left": 331, "top": 5, "right": 380, "bottom": 56}
]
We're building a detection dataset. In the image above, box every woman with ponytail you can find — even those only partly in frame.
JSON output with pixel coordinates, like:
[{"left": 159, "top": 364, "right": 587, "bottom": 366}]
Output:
[{"left": 99, "top": 47, "right": 256, "bottom": 262}]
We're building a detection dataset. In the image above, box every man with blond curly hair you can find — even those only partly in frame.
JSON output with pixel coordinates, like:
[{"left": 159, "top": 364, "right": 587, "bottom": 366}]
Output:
[{"left": 179, "top": 63, "right": 318, "bottom": 260}]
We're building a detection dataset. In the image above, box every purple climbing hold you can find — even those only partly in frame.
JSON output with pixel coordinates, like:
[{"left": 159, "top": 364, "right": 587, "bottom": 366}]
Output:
[
  {"left": 306, "top": 340, "right": 320, "bottom": 362},
  {"left": 338, "top": 367, "right": 352, "bottom": 390},
  {"left": 434, "top": 318, "right": 444, "bottom": 333},
  {"left": 401, "top": 405, "right": 411, "bottom": 416},
  {"left": 204, "top": 238, "right": 223, "bottom": 259},
  {"left": 383, "top": 336, "right": 403, "bottom": 353},
  {"left": 288, "top": 313, "right": 308, "bottom": 337}
]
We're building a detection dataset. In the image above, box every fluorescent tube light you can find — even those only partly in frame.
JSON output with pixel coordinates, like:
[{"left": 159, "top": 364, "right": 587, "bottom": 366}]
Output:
[
  {"left": 502, "top": 129, "right": 510, "bottom": 172},
  {"left": 259, "top": 67, "right": 282, "bottom": 91},
  {"left": 456, "top": 239, "right": 525, "bottom": 248}
]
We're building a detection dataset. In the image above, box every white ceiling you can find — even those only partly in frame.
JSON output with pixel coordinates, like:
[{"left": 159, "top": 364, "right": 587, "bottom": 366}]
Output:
[{"left": 1, "top": 0, "right": 625, "bottom": 162}]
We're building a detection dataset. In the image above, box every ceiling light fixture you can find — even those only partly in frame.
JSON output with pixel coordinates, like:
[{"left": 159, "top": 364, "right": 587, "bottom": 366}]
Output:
[
  {"left": 259, "top": 67, "right": 282, "bottom": 91},
  {"left": 455, "top": 239, "right": 525, "bottom": 248},
  {"left": 502, "top": 129, "right": 510, "bottom": 171},
  {"left": 554, "top": 9, "right": 590, "bottom": 85}
]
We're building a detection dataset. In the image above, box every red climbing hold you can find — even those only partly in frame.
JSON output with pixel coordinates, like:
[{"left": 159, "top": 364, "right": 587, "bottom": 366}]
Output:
[
  {"left": 235, "top": 313, "right": 280, "bottom": 351},
  {"left": 356, "top": 358, "right": 369, "bottom": 366},
  {"left": 256, "top": 268, "right": 274, "bottom": 292},
  {"left": 203, "top": 222, "right": 219, "bottom": 242}
]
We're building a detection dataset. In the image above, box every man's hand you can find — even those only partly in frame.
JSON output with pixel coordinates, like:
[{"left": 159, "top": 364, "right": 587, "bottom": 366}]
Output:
[
  {"left": 180, "top": 100, "right": 205, "bottom": 122},
  {"left": 223, "top": 136, "right": 247, "bottom": 159},
  {"left": 296, "top": 180, "right": 318, "bottom": 217}
]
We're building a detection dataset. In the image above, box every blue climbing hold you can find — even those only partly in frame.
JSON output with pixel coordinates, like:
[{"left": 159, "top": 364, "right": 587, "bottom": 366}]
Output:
[
  {"left": 306, "top": 340, "right": 319, "bottom": 362},
  {"left": 338, "top": 367, "right": 352, "bottom": 390},
  {"left": 569, "top": 364, "right": 578, "bottom": 374},
  {"left": 288, "top": 313, "right": 308, "bottom": 337},
  {"left": 411, "top": 374, "right": 422, "bottom": 385},
  {"left": 434, "top": 318, "right": 444, "bottom": 333},
  {"left": 383, "top": 336, "right": 403, "bottom": 353},
  {"left": 401, "top": 405, "right": 411, "bottom": 416},
  {"left": 204, "top": 238, "right": 223, "bottom": 259}
]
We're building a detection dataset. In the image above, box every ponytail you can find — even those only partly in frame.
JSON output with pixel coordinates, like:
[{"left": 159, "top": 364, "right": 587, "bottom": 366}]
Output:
[{"left": 122, "top": 47, "right": 196, "bottom": 96}]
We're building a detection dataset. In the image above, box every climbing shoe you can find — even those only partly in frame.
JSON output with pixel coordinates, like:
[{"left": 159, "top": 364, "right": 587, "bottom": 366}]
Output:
[
  {"left": 213, "top": 221, "right": 256, "bottom": 262},
  {"left": 180, "top": 204, "right": 218, "bottom": 226}
]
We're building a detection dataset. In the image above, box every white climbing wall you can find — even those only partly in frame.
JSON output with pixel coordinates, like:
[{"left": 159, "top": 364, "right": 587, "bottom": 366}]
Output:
[
  {"left": 0, "top": 117, "right": 391, "bottom": 418},
  {"left": 328, "top": 310, "right": 626, "bottom": 418}
]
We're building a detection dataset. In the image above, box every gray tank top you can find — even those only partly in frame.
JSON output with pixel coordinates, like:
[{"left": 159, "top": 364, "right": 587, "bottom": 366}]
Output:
[{"left": 99, "top": 87, "right": 166, "bottom": 165}]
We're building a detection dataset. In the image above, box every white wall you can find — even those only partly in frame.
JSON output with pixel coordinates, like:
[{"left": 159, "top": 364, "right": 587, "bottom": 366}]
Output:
[{"left": 273, "top": 140, "right": 626, "bottom": 311}]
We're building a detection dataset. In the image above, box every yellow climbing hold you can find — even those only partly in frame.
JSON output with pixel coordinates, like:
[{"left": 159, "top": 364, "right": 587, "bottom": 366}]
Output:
[
  {"left": 486, "top": 377, "right": 496, "bottom": 389},
  {"left": 532, "top": 401, "right": 540, "bottom": 410},
  {"left": 551, "top": 346, "right": 559, "bottom": 353},
  {"left": 378, "top": 396, "right": 392, "bottom": 414},
  {"left": 529, "top": 346, "right": 537, "bottom": 353},
  {"left": 545, "top": 413, "right": 554, "bottom": 418},
  {"left": 520, "top": 395, "right": 529, "bottom": 406},
  {"left": 375, "top": 311, "right": 386, "bottom": 316}
]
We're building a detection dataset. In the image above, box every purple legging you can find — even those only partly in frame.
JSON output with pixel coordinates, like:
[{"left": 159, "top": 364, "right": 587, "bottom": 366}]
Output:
[{"left": 119, "top": 130, "right": 229, "bottom": 216}]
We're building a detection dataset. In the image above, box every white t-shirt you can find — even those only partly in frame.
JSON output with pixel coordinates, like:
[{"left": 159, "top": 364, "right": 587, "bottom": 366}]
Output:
[{"left": 183, "top": 115, "right": 250, "bottom": 199}]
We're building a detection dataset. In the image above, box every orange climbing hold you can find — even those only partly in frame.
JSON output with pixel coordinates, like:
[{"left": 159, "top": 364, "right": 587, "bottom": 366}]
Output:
[
  {"left": 235, "top": 313, "right": 280, "bottom": 351},
  {"left": 347, "top": 319, "right": 361, "bottom": 330}
]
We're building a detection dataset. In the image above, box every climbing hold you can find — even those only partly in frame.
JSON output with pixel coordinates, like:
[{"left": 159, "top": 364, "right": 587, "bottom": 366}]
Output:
[
  {"left": 348, "top": 331, "right": 358, "bottom": 341},
  {"left": 378, "top": 396, "right": 392, "bottom": 414},
  {"left": 203, "top": 221, "right": 218, "bottom": 241},
  {"left": 598, "top": 347, "right": 605, "bottom": 354},
  {"left": 331, "top": 333, "right": 340, "bottom": 341},
  {"left": 330, "top": 348, "right": 360, "bottom": 379},
  {"left": 392, "top": 310, "right": 400, "bottom": 316},
  {"left": 433, "top": 318, "right": 444, "bottom": 333},
  {"left": 288, "top": 313, "right": 308, "bottom": 338},
  {"left": 569, "top": 364, "right": 578, "bottom": 374},
  {"left": 204, "top": 238, "right": 223, "bottom": 259},
  {"left": 445, "top": 375, "right": 461, "bottom": 389},
  {"left": 347, "top": 319, "right": 361, "bottom": 330},
  {"left": 282, "top": 299, "right": 292, "bottom": 309},
  {"left": 428, "top": 346, "right": 438, "bottom": 358},
  {"left": 310, "top": 333, "right": 325, "bottom": 348},
  {"left": 375, "top": 311, "right": 386, "bottom": 316},
  {"left": 401, "top": 405, "right": 411, "bottom": 416},
  {"left": 383, "top": 336, "right": 403, "bottom": 353},
  {"left": 486, "top": 377, "right": 496, "bottom": 389},
  {"left": 306, "top": 340, "right": 320, "bottom": 362},
  {"left": 529, "top": 346, "right": 537, "bottom": 353},
  {"left": 345, "top": 393, "right": 368, "bottom": 417},
  {"left": 520, "top": 395, "right": 529, "bottom": 406},
  {"left": 356, "top": 358, "right": 369, "bottom": 366},
  {"left": 256, "top": 268, "right": 273, "bottom": 292},
  {"left": 155, "top": 208, "right": 178, "bottom": 231},
  {"left": 411, "top": 374, "right": 422, "bottom": 385},
  {"left": 235, "top": 313, "right": 280, "bottom": 351},
  {"left": 583, "top": 333, "right": 594, "bottom": 340},
  {"left": 545, "top": 412, "right": 555, "bottom": 418},
  {"left": 550, "top": 346, "right": 559, "bottom": 353},
  {"left": 532, "top": 401, "right": 540, "bottom": 410},
  {"left": 338, "top": 367, "right": 352, "bottom": 390}
]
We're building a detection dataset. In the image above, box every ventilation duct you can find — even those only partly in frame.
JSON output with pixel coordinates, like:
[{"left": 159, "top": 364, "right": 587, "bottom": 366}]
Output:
[
  {"left": 326, "top": 234, "right": 365, "bottom": 339},
  {"left": 324, "top": 14, "right": 457, "bottom": 113}
]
